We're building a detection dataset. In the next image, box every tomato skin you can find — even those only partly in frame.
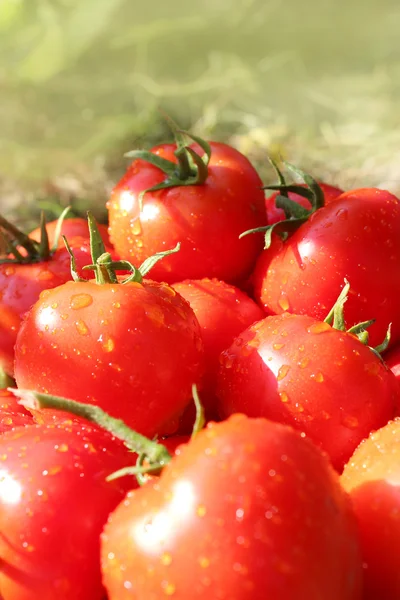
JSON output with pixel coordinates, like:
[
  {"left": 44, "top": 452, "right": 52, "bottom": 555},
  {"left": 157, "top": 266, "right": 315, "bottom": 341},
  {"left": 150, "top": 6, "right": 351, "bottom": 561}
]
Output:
[
  {"left": 0, "top": 422, "right": 134, "bottom": 600},
  {"left": 216, "top": 312, "right": 397, "bottom": 471},
  {"left": 14, "top": 279, "right": 204, "bottom": 437},
  {"left": 265, "top": 182, "right": 343, "bottom": 225},
  {"left": 101, "top": 414, "right": 363, "bottom": 600},
  {"left": 253, "top": 188, "right": 400, "bottom": 348},
  {"left": 341, "top": 419, "right": 400, "bottom": 599},
  {"left": 108, "top": 142, "right": 266, "bottom": 284},
  {"left": 0, "top": 236, "right": 110, "bottom": 377},
  {"left": 172, "top": 278, "right": 264, "bottom": 427},
  {"left": 29, "top": 217, "right": 111, "bottom": 248},
  {"left": 383, "top": 344, "right": 400, "bottom": 400},
  {"left": 0, "top": 389, "right": 33, "bottom": 433}
]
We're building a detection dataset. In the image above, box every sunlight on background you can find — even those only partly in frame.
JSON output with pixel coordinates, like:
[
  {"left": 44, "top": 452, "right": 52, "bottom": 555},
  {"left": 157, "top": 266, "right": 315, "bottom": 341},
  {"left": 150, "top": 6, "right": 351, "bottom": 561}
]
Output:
[{"left": 1, "top": 0, "right": 400, "bottom": 219}]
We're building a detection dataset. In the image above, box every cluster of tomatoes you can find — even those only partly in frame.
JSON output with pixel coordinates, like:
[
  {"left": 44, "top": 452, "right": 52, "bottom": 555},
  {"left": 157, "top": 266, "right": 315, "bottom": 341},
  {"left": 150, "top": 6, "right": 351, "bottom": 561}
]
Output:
[{"left": 1, "top": 124, "right": 400, "bottom": 599}]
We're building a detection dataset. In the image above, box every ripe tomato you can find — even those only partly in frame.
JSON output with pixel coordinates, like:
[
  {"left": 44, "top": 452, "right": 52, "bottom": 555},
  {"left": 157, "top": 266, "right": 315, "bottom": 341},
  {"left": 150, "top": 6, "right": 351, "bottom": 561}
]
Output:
[
  {"left": 14, "top": 278, "right": 204, "bottom": 438},
  {"left": 0, "top": 422, "right": 134, "bottom": 600},
  {"left": 108, "top": 140, "right": 266, "bottom": 284},
  {"left": 265, "top": 182, "right": 343, "bottom": 225},
  {"left": 29, "top": 217, "right": 110, "bottom": 249},
  {"left": 341, "top": 419, "right": 400, "bottom": 599},
  {"left": 101, "top": 414, "right": 363, "bottom": 600},
  {"left": 172, "top": 278, "right": 264, "bottom": 426},
  {"left": 0, "top": 235, "right": 110, "bottom": 377},
  {"left": 216, "top": 312, "right": 397, "bottom": 471},
  {"left": 253, "top": 188, "right": 400, "bottom": 349},
  {"left": 383, "top": 344, "right": 400, "bottom": 396},
  {"left": 0, "top": 389, "right": 33, "bottom": 433}
]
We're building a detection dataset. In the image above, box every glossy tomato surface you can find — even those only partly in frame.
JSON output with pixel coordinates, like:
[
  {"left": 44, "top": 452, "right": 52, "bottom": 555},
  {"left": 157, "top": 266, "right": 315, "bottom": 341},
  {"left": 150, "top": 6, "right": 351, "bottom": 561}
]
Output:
[
  {"left": 342, "top": 419, "right": 400, "bottom": 600},
  {"left": 108, "top": 142, "right": 266, "bottom": 284},
  {"left": 216, "top": 312, "right": 397, "bottom": 470},
  {"left": 0, "top": 422, "right": 134, "bottom": 600},
  {"left": 14, "top": 279, "right": 204, "bottom": 437},
  {"left": 253, "top": 188, "right": 400, "bottom": 348},
  {"left": 172, "top": 278, "right": 264, "bottom": 426},
  {"left": 0, "top": 236, "right": 109, "bottom": 377},
  {"left": 101, "top": 415, "right": 362, "bottom": 600}
]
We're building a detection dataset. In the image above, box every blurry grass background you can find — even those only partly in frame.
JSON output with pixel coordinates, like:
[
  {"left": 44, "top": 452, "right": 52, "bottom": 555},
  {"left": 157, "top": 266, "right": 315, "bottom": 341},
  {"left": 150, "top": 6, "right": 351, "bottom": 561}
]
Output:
[{"left": 1, "top": 0, "right": 400, "bottom": 227}]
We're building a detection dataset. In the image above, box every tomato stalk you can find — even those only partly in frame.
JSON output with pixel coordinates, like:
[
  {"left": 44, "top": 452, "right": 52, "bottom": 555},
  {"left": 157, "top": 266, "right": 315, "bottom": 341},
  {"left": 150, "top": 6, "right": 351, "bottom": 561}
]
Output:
[
  {"left": 11, "top": 389, "right": 172, "bottom": 468},
  {"left": 324, "top": 280, "right": 391, "bottom": 356},
  {"left": 64, "top": 211, "right": 180, "bottom": 285},
  {"left": 124, "top": 116, "right": 212, "bottom": 208},
  {"left": 11, "top": 384, "right": 205, "bottom": 482},
  {"left": 0, "top": 206, "right": 71, "bottom": 264},
  {"left": 240, "top": 160, "right": 325, "bottom": 249}
]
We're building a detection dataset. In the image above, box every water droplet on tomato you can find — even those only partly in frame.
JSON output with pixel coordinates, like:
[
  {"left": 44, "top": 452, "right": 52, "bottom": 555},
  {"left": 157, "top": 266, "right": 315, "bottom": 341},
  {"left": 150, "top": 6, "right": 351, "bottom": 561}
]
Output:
[
  {"left": 298, "top": 357, "right": 309, "bottom": 369},
  {"left": 273, "top": 343, "right": 285, "bottom": 350},
  {"left": 277, "top": 364, "right": 290, "bottom": 381},
  {"left": 278, "top": 293, "right": 290, "bottom": 311},
  {"left": 161, "top": 553, "right": 172, "bottom": 566},
  {"left": 70, "top": 294, "right": 93, "bottom": 310},
  {"left": 197, "top": 505, "right": 207, "bottom": 517},
  {"left": 307, "top": 322, "right": 331, "bottom": 334},
  {"left": 279, "top": 391, "right": 289, "bottom": 403},
  {"left": 199, "top": 556, "right": 210, "bottom": 568},
  {"left": 102, "top": 337, "right": 115, "bottom": 353},
  {"left": 132, "top": 218, "right": 142, "bottom": 235},
  {"left": 341, "top": 414, "right": 359, "bottom": 429},
  {"left": 162, "top": 581, "right": 176, "bottom": 596},
  {"left": 75, "top": 320, "right": 89, "bottom": 335}
]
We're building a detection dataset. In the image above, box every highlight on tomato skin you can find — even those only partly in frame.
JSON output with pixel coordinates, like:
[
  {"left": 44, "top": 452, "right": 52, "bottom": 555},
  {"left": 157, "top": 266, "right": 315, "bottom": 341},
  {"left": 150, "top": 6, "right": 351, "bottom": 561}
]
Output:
[
  {"left": 341, "top": 419, "right": 400, "bottom": 600},
  {"left": 0, "top": 421, "right": 136, "bottom": 600},
  {"left": 101, "top": 414, "right": 363, "bottom": 600},
  {"left": 172, "top": 277, "right": 264, "bottom": 430},
  {"left": 108, "top": 139, "right": 267, "bottom": 285},
  {"left": 215, "top": 312, "right": 398, "bottom": 471},
  {"left": 253, "top": 188, "right": 400, "bottom": 351}
]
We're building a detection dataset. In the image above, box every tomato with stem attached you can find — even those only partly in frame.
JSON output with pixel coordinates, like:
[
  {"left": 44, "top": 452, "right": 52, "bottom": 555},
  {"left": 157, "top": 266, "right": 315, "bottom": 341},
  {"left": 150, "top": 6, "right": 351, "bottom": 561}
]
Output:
[
  {"left": 216, "top": 283, "right": 397, "bottom": 471},
  {"left": 14, "top": 215, "right": 204, "bottom": 438},
  {"left": 0, "top": 212, "right": 113, "bottom": 377},
  {"left": 108, "top": 123, "right": 266, "bottom": 284},
  {"left": 13, "top": 390, "right": 363, "bottom": 600}
]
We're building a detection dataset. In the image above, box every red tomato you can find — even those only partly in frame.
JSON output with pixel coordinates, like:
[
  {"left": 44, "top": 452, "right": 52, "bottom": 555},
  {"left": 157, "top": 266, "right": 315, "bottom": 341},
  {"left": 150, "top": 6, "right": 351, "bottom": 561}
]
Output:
[
  {"left": 341, "top": 419, "right": 400, "bottom": 599},
  {"left": 383, "top": 344, "right": 400, "bottom": 396},
  {"left": 101, "top": 414, "right": 363, "bottom": 600},
  {"left": 0, "top": 389, "right": 33, "bottom": 433},
  {"left": 14, "top": 279, "right": 204, "bottom": 438},
  {"left": 265, "top": 182, "right": 343, "bottom": 225},
  {"left": 108, "top": 142, "right": 266, "bottom": 284},
  {"left": 0, "top": 236, "right": 110, "bottom": 377},
  {"left": 253, "top": 188, "right": 400, "bottom": 349},
  {"left": 0, "top": 422, "right": 134, "bottom": 600},
  {"left": 29, "top": 217, "right": 110, "bottom": 248},
  {"left": 216, "top": 312, "right": 397, "bottom": 471},
  {"left": 172, "top": 278, "right": 264, "bottom": 428}
]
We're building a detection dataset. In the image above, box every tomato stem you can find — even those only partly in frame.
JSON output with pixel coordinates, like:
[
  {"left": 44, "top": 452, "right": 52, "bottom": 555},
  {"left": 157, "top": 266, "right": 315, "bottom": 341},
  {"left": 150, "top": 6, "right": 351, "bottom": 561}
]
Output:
[
  {"left": 11, "top": 389, "right": 172, "bottom": 466},
  {"left": 191, "top": 384, "right": 205, "bottom": 438},
  {"left": 239, "top": 161, "right": 325, "bottom": 249},
  {"left": 0, "top": 367, "right": 14, "bottom": 390}
]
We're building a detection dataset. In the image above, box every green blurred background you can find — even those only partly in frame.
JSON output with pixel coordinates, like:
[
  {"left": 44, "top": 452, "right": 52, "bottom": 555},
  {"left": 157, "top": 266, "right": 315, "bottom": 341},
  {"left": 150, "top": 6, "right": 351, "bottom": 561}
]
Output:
[{"left": 1, "top": 0, "right": 400, "bottom": 225}]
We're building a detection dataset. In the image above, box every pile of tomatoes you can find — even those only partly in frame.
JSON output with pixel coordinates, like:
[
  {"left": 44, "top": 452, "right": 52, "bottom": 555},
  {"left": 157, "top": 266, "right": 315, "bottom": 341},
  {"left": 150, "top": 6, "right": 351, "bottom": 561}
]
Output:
[{"left": 1, "top": 126, "right": 400, "bottom": 599}]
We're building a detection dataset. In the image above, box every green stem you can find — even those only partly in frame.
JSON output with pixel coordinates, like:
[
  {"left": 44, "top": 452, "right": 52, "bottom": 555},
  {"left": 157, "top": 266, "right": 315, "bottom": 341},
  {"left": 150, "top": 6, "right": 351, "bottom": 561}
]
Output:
[
  {"left": 191, "top": 384, "right": 205, "bottom": 438},
  {"left": 0, "top": 367, "right": 15, "bottom": 390},
  {"left": 11, "top": 389, "right": 172, "bottom": 466}
]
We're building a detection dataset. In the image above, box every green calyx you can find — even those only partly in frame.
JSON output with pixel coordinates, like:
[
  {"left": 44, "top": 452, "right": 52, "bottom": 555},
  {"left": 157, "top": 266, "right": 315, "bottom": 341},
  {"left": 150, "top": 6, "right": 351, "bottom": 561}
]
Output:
[
  {"left": 65, "top": 211, "right": 180, "bottom": 285},
  {"left": 239, "top": 159, "right": 325, "bottom": 249},
  {"left": 0, "top": 207, "right": 71, "bottom": 265},
  {"left": 125, "top": 116, "right": 211, "bottom": 207},
  {"left": 324, "top": 280, "right": 391, "bottom": 357},
  {"left": 11, "top": 383, "right": 206, "bottom": 485}
]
